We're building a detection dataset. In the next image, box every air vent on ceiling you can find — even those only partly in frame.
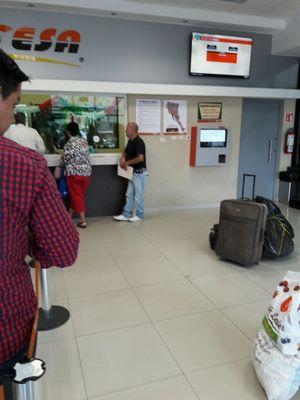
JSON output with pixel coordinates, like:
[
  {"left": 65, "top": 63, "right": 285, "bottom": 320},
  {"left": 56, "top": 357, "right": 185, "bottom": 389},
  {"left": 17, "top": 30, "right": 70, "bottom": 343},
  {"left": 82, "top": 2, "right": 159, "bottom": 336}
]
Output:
[{"left": 219, "top": 0, "right": 247, "bottom": 3}]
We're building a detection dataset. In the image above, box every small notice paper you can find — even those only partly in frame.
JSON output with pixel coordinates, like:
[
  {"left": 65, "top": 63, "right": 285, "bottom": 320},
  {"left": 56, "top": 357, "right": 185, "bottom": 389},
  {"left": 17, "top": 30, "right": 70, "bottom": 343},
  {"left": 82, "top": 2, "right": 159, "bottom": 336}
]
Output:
[{"left": 118, "top": 165, "right": 133, "bottom": 180}]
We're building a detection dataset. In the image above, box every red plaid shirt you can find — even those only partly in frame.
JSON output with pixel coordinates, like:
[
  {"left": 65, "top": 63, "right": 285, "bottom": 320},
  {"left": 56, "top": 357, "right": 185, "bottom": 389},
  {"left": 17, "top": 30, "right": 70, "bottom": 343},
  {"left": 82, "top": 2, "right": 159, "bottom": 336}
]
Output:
[{"left": 0, "top": 136, "right": 79, "bottom": 365}]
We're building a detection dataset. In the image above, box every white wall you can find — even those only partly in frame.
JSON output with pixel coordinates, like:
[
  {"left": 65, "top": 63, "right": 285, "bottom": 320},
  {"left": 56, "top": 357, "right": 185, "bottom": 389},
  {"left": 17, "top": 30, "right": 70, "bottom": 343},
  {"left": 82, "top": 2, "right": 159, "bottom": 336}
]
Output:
[
  {"left": 128, "top": 95, "right": 242, "bottom": 211},
  {"left": 278, "top": 100, "right": 295, "bottom": 172},
  {"left": 274, "top": 99, "right": 296, "bottom": 201},
  {"left": 128, "top": 95, "right": 294, "bottom": 210}
]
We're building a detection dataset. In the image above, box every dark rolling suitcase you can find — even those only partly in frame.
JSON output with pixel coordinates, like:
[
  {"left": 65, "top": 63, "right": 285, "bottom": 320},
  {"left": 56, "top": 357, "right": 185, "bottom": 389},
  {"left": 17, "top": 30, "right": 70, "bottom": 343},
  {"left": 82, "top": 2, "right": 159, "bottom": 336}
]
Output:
[{"left": 215, "top": 174, "right": 267, "bottom": 267}]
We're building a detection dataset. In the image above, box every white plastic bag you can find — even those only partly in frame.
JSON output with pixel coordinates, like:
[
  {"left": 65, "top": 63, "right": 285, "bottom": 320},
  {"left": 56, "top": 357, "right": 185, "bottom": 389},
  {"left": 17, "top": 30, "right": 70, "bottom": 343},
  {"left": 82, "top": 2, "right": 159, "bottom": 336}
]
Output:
[
  {"left": 263, "top": 271, "right": 300, "bottom": 356},
  {"left": 253, "top": 329, "right": 300, "bottom": 400}
]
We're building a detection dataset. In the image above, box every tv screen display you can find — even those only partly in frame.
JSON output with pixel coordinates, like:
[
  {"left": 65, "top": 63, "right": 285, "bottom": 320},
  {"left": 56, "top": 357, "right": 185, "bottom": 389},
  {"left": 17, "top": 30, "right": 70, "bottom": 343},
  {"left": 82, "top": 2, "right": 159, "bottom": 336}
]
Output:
[
  {"left": 190, "top": 33, "right": 253, "bottom": 78},
  {"left": 200, "top": 129, "right": 227, "bottom": 148}
]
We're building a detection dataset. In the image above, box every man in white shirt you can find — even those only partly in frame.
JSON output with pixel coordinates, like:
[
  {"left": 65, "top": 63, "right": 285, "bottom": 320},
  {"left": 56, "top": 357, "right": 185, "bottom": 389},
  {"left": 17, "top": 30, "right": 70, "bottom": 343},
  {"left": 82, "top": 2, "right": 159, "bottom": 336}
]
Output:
[{"left": 4, "top": 112, "right": 46, "bottom": 154}]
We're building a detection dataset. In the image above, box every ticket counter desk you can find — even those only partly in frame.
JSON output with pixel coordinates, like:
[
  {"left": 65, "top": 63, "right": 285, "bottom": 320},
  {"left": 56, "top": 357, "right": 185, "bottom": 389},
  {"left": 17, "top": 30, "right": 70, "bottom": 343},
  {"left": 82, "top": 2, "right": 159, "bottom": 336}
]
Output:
[
  {"left": 47, "top": 153, "right": 127, "bottom": 217},
  {"left": 16, "top": 91, "right": 128, "bottom": 218}
]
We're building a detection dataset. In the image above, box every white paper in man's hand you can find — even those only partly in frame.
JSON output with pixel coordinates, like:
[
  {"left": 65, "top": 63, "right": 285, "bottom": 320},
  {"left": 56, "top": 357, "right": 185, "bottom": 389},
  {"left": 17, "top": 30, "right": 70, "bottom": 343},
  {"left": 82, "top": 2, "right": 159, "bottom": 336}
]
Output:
[{"left": 117, "top": 165, "right": 133, "bottom": 180}]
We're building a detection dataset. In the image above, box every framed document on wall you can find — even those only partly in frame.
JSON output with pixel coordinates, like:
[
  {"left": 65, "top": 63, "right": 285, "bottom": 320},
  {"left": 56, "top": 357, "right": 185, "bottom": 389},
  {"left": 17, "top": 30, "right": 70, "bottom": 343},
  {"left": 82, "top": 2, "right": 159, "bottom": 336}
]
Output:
[{"left": 198, "top": 102, "right": 222, "bottom": 123}]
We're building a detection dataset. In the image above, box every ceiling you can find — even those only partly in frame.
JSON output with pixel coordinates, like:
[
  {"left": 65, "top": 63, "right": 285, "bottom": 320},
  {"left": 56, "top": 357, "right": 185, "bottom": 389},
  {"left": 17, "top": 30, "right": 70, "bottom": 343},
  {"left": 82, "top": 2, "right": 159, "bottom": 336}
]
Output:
[
  {"left": 128, "top": 0, "right": 300, "bottom": 18},
  {"left": 2, "top": 0, "right": 299, "bottom": 18},
  {"left": 1, "top": 0, "right": 300, "bottom": 56}
]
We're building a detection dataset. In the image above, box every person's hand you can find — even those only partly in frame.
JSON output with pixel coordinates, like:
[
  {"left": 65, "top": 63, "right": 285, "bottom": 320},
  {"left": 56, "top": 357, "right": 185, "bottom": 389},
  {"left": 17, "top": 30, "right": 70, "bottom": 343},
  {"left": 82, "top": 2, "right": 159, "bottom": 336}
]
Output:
[
  {"left": 119, "top": 158, "right": 127, "bottom": 170},
  {"left": 120, "top": 161, "right": 128, "bottom": 170}
]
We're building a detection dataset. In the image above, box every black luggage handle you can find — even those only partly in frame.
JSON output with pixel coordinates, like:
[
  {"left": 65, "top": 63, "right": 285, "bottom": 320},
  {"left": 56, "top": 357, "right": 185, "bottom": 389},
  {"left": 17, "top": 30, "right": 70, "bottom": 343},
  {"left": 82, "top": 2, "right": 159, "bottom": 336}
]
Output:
[{"left": 242, "top": 174, "right": 256, "bottom": 201}]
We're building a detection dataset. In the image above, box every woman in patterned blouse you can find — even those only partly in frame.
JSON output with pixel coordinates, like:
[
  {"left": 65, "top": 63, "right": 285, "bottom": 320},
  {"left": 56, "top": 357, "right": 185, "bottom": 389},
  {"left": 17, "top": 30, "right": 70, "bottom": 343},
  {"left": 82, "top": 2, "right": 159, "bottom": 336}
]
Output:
[{"left": 63, "top": 120, "right": 92, "bottom": 228}]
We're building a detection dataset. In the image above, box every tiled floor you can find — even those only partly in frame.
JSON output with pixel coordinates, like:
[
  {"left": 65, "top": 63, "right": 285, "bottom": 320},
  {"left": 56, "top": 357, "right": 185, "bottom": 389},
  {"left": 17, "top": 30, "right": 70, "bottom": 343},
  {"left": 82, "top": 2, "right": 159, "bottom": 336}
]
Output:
[{"left": 34, "top": 207, "right": 300, "bottom": 400}]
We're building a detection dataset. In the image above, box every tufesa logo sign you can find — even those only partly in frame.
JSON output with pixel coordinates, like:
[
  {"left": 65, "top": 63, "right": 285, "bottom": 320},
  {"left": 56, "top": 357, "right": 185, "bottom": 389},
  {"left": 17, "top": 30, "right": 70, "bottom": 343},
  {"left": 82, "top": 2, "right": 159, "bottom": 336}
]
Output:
[{"left": 0, "top": 25, "right": 82, "bottom": 67}]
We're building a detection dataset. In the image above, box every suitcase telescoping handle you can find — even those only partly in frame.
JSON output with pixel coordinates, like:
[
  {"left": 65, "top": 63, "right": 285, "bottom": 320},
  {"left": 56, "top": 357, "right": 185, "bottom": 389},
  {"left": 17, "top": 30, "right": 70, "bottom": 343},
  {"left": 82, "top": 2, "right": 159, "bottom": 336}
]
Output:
[{"left": 242, "top": 174, "right": 256, "bottom": 201}]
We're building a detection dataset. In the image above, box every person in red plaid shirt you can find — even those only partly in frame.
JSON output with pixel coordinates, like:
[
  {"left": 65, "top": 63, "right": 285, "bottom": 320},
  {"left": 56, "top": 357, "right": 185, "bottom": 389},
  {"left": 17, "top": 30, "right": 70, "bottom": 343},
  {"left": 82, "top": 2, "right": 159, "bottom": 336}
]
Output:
[{"left": 0, "top": 50, "right": 79, "bottom": 386}]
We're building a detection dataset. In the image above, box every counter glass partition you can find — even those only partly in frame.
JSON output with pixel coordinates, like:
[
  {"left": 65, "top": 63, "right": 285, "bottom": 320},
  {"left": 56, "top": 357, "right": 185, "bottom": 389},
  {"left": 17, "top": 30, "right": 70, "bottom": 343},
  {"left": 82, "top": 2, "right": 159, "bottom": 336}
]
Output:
[{"left": 15, "top": 93, "right": 126, "bottom": 154}]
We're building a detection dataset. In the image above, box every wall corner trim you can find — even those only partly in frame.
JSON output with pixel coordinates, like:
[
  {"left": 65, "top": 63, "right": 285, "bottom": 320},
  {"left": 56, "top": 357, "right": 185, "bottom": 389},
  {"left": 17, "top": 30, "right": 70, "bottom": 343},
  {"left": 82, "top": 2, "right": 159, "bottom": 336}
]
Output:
[{"left": 23, "top": 79, "right": 300, "bottom": 100}]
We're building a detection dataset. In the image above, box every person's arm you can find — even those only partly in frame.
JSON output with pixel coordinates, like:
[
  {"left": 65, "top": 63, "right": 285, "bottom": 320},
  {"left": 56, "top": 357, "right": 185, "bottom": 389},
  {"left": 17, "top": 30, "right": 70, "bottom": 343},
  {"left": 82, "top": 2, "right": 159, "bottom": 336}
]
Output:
[
  {"left": 28, "top": 159, "right": 79, "bottom": 268},
  {"left": 35, "top": 131, "right": 46, "bottom": 155},
  {"left": 119, "top": 151, "right": 127, "bottom": 169},
  {"left": 63, "top": 141, "right": 73, "bottom": 164},
  {"left": 124, "top": 140, "right": 145, "bottom": 169},
  {"left": 126, "top": 154, "right": 144, "bottom": 167}
]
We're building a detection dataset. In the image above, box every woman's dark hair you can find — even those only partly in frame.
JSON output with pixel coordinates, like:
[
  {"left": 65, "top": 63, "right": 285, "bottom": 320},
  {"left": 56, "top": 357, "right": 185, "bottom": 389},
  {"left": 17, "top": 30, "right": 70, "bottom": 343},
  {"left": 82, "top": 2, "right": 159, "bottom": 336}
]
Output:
[
  {"left": 0, "top": 49, "right": 29, "bottom": 99},
  {"left": 66, "top": 121, "right": 80, "bottom": 137}
]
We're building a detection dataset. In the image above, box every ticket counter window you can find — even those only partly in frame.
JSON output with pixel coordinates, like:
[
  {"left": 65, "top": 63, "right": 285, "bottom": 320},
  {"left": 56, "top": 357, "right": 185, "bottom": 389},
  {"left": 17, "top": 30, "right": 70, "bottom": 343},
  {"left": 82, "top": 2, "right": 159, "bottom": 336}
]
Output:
[{"left": 15, "top": 94, "right": 126, "bottom": 154}]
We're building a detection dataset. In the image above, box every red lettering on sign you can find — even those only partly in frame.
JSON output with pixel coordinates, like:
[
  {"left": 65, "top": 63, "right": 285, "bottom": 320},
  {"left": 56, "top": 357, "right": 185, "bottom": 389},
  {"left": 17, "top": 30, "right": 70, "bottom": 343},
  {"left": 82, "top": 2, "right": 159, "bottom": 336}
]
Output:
[
  {"left": 40, "top": 28, "right": 57, "bottom": 41},
  {"left": 57, "top": 30, "right": 80, "bottom": 43},
  {"left": 0, "top": 25, "right": 13, "bottom": 32},
  {"left": 13, "top": 27, "right": 35, "bottom": 41}
]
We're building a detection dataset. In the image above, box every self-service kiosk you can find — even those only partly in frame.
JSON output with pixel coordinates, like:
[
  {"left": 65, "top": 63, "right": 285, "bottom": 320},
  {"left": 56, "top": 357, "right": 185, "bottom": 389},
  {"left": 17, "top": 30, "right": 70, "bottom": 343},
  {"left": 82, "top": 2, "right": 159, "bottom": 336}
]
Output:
[{"left": 190, "top": 126, "right": 229, "bottom": 167}]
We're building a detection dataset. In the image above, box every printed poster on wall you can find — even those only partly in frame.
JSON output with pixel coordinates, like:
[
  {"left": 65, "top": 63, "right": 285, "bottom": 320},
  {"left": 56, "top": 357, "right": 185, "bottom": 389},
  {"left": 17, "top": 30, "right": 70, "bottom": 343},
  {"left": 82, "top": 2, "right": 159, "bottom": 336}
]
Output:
[
  {"left": 136, "top": 99, "right": 161, "bottom": 133},
  {"left": 163, "top": 100, "right": 187, "bottom": 133},
  {"left": 198, "top": 102, "right": 222, "bottom": 123}
]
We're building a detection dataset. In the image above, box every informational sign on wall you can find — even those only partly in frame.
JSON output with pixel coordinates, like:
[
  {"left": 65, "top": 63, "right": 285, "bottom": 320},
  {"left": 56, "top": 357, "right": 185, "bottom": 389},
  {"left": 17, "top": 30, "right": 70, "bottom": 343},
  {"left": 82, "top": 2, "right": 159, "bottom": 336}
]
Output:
[
  {"left": 198, "top": 102, "right": 222, "bottom": 123},
  {"left": 285, "top": 112, "right": 294, "bottom": 123},
  {"left": 163, "top": 100, "right": 187, "bottom": 133},
  {"left": 136, "top": 99, "right": 161, "bottom": 134}
]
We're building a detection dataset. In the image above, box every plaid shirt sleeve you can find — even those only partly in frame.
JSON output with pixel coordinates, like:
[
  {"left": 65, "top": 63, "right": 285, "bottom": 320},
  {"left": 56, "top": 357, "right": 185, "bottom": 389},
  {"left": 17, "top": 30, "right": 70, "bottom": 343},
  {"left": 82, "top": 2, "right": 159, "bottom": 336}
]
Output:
[{"left": 28, "top": 159, "right": 79, "bottom": 268}]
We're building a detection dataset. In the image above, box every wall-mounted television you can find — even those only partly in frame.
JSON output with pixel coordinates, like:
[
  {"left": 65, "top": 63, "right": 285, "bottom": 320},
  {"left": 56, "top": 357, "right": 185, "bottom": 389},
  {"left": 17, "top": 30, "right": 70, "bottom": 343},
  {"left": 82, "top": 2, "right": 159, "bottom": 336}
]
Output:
[
  {"left": 200, "top": 128, "right": 227, "bottom": 148},
  {"left": 190, "top": 32, "right": 253, "bottom": 78}
]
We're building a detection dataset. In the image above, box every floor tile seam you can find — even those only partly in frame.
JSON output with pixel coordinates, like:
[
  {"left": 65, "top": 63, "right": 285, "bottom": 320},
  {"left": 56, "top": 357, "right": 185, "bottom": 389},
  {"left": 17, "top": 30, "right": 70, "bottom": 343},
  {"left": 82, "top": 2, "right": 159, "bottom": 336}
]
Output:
[
  {"left": 215, "top": 304, "right": 254, "bottom": 345},
  {"left": 97, "top": 230, "right": 156, "bottom": 299},
  {"left": 74, "top": 321, "right": 153, "bottom": 339},
  {"left": 76, "top": 224, "right": 266, "bottom": 326},
  {"left": 181, "top": 374, "right": 202, "bottom": 400},
  {"left": 104, "top": 250, "right": 188, "bottom": 378},
  {"left": 86, "top": 373, "right": 183, "bottom": 399},
  {"left": 238, "top": 270, "right": 277, "bottom": 293},
  {"left": 150, "top": 303, "right": 249, "bottom": 378},
  {"left": 183, "top": 355, "right": 251, "bottom": 376},
  {"left": 190, "top": 270, "right": 272, "bottom": 299},
  {"left": 190, "top": 269, "right": 261, "bottom": 283},
  {"left": 152, "top": 316, "right": 252, "bottom": 375},
  {"left": 132, "top": 275, "right": 214, "bottom": 290},
  {"left": 74, "top": 332, "right": 93, "bottom": 399},
  {"left": 144, "top": 318, "right": 186, "bottom": 377},
  {"left": 95, "top": 230, "right": 165, "bottom": 342},
  {"left": 131, "top": 287, "right": 217, "bottom": 323},
  {"left": 67, "top": 287, "right": 137, "bottom": 302},
  {"left": 168, "top": 263, "right": 244, "bottom": 279},
  {"left": 186, "top": 278, "right": 254, "bottom": 344},
  {"left": 192, "top": 293, "right": 271, "bottom": 310},
  {"left": 65, "top": 285, "right": 132, "bottom": 301},
  {"left": 163, "top": 250, "right": 231, "bottom": 280},
  {"left": 129, "top": 277, "right": 186, "bottom": 290},
  {"left": 220, "top": 298, "right": 270, "bottom": 312},
  {"left": 64, "top": 266, "right": 119, "bottom": 275},
  {"left": 38, "top": 334, "right": 89, "bottom": 400},
  {"left": 132, "top": 224, "right": 196, "bottom": 277},
  {"left": 99, "top": 224, "right": 197, "bottom": 341},
  {"left": 81, "top": 218, "right": 253, "bottom": 391},
  {"left": 68, "top": 297, "right": 90, "bottom": 400},
  {"left": 183, "top": 231, "right": 211, "bottom": 248},
  {"left": 220, "top": 303, "right": 263, "bottom": 341}
]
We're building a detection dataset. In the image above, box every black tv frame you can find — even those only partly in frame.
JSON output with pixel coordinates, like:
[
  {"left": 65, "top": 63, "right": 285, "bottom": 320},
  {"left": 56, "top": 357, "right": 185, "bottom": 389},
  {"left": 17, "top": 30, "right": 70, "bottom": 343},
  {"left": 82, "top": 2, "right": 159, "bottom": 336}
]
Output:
[
  {"left": 199, "top": 128, "right": 228, "bottom": 148},
  {"left": 189, "top": 32, "right": 253, "bottom": 79}
]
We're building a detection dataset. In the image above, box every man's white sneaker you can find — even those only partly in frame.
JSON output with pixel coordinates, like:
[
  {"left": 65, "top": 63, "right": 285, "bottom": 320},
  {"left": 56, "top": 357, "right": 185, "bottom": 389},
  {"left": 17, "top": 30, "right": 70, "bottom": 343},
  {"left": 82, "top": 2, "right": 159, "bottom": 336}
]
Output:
[
  {"left": 129, "top": 216, "right": 143, "bottom": 222},
  {"left": 113, "top": 215, "right": 129, "bottom": 221}
]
